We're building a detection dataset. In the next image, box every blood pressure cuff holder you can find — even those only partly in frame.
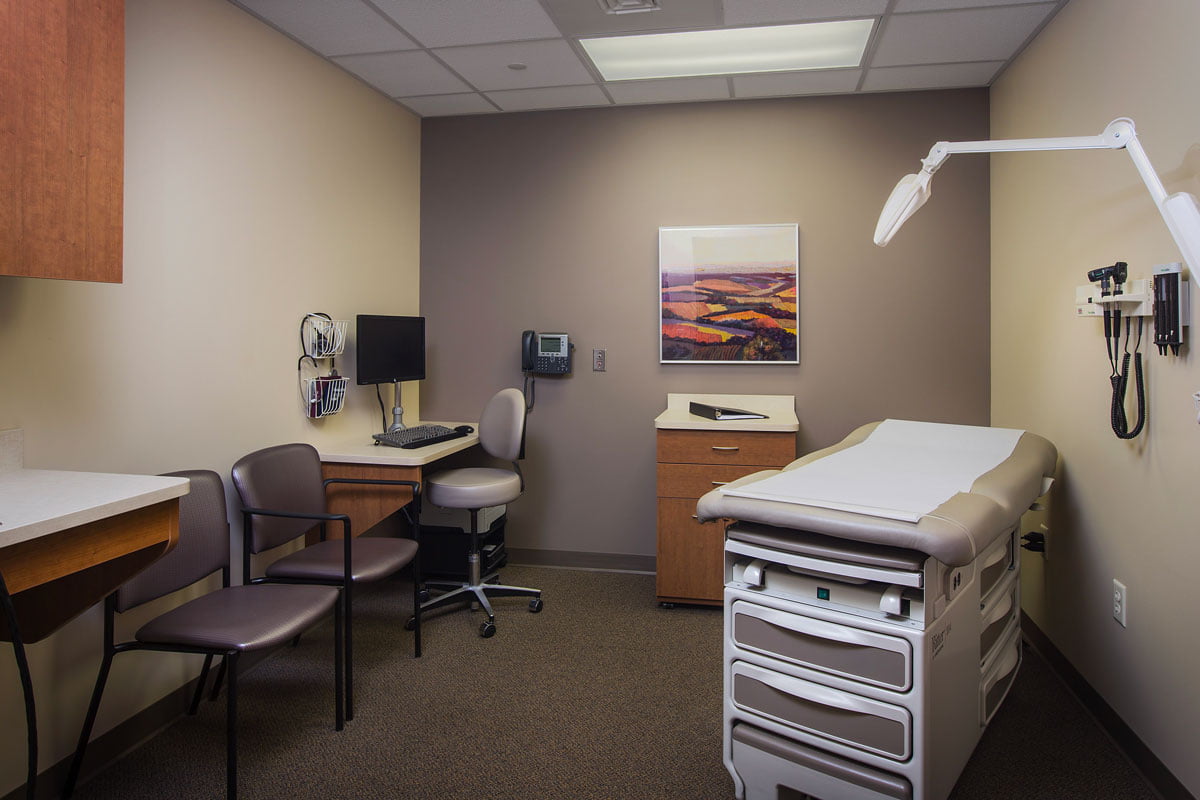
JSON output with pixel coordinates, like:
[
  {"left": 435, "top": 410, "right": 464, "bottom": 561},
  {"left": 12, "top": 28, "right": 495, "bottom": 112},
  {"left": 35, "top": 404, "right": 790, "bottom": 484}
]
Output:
[{"left": 695, "top": 421, "right": 1057, "bottom": 567}]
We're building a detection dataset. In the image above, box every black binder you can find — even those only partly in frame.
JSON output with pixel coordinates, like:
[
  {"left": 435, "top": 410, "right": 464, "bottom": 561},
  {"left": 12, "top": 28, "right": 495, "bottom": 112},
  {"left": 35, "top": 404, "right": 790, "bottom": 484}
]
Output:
[{"left": 689, "top": 401, "right": 767, "bottom": 421}]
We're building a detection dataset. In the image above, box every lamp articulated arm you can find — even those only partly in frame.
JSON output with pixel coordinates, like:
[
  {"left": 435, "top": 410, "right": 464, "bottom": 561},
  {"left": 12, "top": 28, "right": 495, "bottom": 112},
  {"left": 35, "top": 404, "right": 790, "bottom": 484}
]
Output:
[{"left": 875, "top": 117, "right": 1200, "bottom": 275}]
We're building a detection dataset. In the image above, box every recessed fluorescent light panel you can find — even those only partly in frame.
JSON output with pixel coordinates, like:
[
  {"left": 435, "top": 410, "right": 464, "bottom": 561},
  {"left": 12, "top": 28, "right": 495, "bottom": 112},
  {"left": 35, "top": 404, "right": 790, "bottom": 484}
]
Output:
[{"left": 580, "top": 19, "right": 874, "bottom": 82}]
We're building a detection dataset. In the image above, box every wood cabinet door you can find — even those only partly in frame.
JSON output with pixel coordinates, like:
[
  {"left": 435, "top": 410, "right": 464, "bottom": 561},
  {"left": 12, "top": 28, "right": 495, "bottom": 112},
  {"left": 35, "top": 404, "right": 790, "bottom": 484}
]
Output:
[{"left": 656, "top": 497, "right": 724, "bottom": 604}]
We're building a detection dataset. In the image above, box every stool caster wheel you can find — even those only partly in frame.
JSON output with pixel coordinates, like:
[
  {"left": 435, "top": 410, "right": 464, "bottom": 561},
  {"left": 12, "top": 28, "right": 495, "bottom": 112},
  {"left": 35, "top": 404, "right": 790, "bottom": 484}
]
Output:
[
  {"left": 479, "top": 621, "right": 496, "bottom": 638},
  {"left": 529, "top": 598, "right": 544, "bottom": 613},
  {"left": 418, "top": 589, "right": 431, "bottom": 603},
  {"left": 404, "top": 616, "right": 416, "bottom": 631}
]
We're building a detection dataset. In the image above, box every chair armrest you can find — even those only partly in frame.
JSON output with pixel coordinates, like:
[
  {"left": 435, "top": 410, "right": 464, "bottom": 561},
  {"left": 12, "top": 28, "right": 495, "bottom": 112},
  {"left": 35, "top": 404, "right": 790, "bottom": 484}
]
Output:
[{"left": 240, "top": 506, "right": 350, "bottom": 523}]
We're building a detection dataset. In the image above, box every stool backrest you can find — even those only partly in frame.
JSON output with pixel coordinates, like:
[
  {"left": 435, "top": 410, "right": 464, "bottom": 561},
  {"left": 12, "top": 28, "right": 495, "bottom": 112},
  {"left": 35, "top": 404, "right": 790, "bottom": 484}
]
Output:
[{"left": 479, "top": 388, "right": 526, "bottom": 462}]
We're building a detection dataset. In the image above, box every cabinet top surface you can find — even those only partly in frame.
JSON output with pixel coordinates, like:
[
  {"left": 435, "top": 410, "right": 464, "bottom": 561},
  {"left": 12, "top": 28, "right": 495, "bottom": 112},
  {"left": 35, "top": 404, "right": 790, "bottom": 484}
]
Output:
[{"left": 655, "top": 393, "right": 798, "bottom": 432}]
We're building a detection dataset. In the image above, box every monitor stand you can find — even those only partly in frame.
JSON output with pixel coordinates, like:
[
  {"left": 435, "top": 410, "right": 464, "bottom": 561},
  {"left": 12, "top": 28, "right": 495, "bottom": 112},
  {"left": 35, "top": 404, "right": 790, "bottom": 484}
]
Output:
[{"left": 387, "top": 380, "right": 406, "bottom": 431}]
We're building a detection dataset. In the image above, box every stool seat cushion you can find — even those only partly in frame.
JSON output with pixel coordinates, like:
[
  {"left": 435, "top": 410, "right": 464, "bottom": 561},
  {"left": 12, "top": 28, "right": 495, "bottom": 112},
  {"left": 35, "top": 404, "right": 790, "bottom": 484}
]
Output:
[{"left": 426, "top": 467, "right": 521, "bottom": 510}]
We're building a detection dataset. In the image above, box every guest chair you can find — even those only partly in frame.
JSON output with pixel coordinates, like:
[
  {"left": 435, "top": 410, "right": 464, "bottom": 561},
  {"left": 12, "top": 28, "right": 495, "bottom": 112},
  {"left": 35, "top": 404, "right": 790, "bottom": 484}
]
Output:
[
  {"left": 418, "top": 388, "right": 543, "bottom": 638},
  {"left": 231, "top": 442, "right": 420, "bottom": 720},
  {"left": 63, "top": 470, "right": 343, "bottom": 800}
]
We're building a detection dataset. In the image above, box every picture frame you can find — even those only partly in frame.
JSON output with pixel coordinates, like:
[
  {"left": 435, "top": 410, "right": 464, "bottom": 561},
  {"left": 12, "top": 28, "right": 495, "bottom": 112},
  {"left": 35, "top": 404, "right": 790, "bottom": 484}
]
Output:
[{"left": 659, "top": 224, "right": 799, "bottom": 364}]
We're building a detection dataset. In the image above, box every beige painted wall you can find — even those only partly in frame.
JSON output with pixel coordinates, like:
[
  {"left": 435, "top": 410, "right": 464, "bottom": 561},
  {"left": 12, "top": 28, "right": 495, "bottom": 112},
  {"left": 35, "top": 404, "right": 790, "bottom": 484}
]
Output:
[
  {"left": 420, "top": 90, "right": 992, "bottom": 562},
  {"left": 991, "top": 0, "right": 1200, "bottom": 793},
  {"left": 0, "top": 0, "right": 420, "bottom": 792}
]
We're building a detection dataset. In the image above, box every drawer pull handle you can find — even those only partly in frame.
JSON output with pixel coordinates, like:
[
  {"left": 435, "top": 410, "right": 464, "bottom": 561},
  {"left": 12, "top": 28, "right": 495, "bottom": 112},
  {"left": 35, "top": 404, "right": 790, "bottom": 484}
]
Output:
[
  {"left": 711, "top": 481, "right": 730, "bottom": 486},
  {"left": 712, "top": 446, "right": 740, "bottom": 451},
  {"left": 691, "top": 514, "right": 699, "bottom": 520}
]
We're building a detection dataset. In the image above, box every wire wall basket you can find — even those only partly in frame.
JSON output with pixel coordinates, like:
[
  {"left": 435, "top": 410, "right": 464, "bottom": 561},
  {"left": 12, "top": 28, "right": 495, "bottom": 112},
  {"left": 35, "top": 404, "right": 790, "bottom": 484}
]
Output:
[
  {"left": 302, "top": 316, "right": 348, "bottom": 358},
  {"left": 303, "top": 375, "right": 348, "bottom": 419}
]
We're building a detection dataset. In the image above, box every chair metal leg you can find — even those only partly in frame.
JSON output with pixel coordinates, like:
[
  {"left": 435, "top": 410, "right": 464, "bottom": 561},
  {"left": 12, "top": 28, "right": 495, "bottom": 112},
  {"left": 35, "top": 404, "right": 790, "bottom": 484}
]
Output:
[
  {"left": 0, "top": 572, "right": 36, "bottom": 800},
  {"left": 227, "top": 652, "right": 238, "bottom": 800},
  {"left": 344, "top": 580, "right": 354, "bottom": 722},
  {"left": 189, "top": 654, "right": 214, "bottom": 715},
  {"left": 63, "top": 647, "right": 115, "bottom": 798},
  {"left": 334, "top": 595, "right": 344, "bottom": 732},
  {"left": 210, "top": 656, "right": 228, "bottom": 702}
]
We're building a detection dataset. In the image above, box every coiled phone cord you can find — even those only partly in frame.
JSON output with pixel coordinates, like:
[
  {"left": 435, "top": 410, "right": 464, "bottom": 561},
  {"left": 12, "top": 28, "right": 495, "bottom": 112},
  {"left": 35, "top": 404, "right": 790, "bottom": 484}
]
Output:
[{"left": 1110, "top": 316, "right": 1146, "bottom": 439}]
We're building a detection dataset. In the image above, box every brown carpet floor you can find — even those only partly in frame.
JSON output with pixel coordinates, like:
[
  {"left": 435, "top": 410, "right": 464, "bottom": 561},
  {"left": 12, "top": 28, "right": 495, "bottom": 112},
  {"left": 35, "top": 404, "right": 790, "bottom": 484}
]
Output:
[{"left": 71, "top": 566, "right": 1160, "bottom": 799}]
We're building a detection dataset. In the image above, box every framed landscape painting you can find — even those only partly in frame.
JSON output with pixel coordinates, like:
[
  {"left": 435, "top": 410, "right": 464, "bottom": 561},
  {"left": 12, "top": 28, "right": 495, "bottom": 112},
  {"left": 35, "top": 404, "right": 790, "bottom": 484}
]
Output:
[{"left": 659, "top": 224, "right": 798, "bottom": 364}]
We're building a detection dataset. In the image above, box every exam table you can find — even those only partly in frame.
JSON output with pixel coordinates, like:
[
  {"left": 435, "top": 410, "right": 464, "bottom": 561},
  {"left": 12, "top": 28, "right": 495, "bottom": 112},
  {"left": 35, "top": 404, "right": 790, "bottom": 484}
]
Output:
[{"left": 695, "top": 420, "right": 1057, "bottom": 800}]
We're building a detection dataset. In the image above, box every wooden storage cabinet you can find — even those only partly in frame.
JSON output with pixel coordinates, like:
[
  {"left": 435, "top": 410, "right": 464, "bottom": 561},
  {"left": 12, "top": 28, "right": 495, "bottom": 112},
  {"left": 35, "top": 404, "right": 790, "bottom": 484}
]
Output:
[{"left": 656, "top": 429, "right": 794, "bottom": 606}]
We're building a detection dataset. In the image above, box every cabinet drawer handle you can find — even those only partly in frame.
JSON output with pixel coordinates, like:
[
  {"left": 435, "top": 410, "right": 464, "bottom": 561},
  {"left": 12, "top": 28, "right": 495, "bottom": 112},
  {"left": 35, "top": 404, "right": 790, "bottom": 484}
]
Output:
[
  {"left": 711, "top": 446, "right": 740, "bottom": 451},
  {"left": 691, "top": 514, "right": 700, "bottom": 520},
  {"left": 711, "top": 481, "right": 730, "bottom": 486}
]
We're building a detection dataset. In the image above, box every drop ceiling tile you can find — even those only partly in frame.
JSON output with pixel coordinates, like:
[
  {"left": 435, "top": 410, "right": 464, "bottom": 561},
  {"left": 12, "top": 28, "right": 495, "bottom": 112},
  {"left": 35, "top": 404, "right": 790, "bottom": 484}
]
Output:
[
  {"left": 606, "top": 77, "right": 731, "bottom": 105},
  {"left": 541, "top": 0, "right": 721, "bottom": 37},
  {"left": 371, "top": 0, "right": 562, "bottom": 47},
  {"left": 723, "top": 0, "right": 888, "bottom": 25},
  {"left": 232, "top": 0, "right": 416, "bottom": 56},
  {"left": 862, "top": 61, "right": 1003, "bottom": 91},
  {"left": 333, "top": 50, "right": 472, "bottom": 97},
  {"left": 398, "top": 93, "right": 498, "bottom": 117},
  {"left": 733, "top": 69, "right": 861, "bottom": 98},
  {"left": 486, "top": 85, "right": 612, "bottom": 112},
  {"left": 434, "top": 40, "right": 596, "bottom": 91},
  {"left": 894, "top": 0, "right": 1053, "bottom": 11},
  {"left": 871, "top": 5, "right": 1055, "bottom": 66}
]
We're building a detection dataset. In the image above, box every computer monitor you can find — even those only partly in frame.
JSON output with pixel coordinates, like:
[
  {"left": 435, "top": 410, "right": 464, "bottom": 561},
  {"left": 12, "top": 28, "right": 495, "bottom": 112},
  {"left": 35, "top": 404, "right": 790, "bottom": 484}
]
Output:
[{"left": 355, "top": 315, "right": 425, "bottom": 385}]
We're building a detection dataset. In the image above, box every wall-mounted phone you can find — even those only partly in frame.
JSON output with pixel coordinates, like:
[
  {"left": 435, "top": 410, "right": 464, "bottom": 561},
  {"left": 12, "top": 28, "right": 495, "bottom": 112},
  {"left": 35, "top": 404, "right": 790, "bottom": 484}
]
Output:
[{"left": 522, "top": 330, "right": 572, "bottom": 374}]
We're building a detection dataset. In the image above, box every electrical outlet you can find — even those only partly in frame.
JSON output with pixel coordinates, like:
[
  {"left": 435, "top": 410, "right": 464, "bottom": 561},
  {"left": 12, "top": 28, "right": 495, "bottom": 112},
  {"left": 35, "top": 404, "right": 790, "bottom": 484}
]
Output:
[
  {"left": 1112, "top": 579, "right": 1127, "bottom": 627},
  {"left": 593, "top": 348, "right": 606, "bottom": 372}
]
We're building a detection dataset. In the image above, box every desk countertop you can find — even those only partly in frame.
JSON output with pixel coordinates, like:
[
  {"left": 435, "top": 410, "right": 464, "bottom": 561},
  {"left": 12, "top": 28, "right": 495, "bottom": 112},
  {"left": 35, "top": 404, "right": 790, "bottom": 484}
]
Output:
[
  {"left": 655, "top": 393, "right": 799, "bottom": 432},
  {"left": 317, "top": 422, "right": 479, "bottom": 466},
  {"left": 0, "top": 429, "right": 190, "bottom": 548}
]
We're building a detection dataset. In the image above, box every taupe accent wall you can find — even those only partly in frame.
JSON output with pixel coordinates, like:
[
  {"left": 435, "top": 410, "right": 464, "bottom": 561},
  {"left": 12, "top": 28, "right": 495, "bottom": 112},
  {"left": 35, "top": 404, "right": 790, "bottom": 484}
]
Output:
[{"left": 420, "top": 90, "right": 991, "bottom": 564}]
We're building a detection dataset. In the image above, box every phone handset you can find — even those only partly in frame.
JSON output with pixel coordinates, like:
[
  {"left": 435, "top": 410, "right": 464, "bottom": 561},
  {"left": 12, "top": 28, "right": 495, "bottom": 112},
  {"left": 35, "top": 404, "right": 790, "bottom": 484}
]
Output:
[{"left": 520, "top": 330, "right": 571, "bottom": 375}]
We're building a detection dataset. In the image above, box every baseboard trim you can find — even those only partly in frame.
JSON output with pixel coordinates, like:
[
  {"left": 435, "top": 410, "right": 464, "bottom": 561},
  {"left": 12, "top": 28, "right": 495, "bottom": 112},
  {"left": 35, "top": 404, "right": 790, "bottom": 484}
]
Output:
[
  {"left": 505, "top": 547, "right": 655, "bottom": 574},
  {"left": 1021, "top": 613, "right": 1194, "bottom": 800},
  {"left": 2, "top": 676, "right": 199, "bottom": 800}
]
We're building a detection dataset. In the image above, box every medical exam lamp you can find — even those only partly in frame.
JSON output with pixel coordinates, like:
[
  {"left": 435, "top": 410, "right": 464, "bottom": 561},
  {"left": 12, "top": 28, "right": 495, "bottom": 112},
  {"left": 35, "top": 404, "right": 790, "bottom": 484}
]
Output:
[{"left": 873, "top": 117, "right": 1200, "bottom": 275}]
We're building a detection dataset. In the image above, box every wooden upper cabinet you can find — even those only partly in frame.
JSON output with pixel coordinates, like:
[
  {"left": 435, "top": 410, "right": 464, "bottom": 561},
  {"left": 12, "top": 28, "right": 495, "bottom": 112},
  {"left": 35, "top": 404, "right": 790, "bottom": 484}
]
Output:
[{"left": 1, "top": 0, "right": 125, "bottom": 282}]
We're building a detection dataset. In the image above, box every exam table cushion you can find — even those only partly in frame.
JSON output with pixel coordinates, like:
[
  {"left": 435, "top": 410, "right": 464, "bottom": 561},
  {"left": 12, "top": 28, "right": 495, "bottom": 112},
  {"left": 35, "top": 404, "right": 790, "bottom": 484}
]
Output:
[{"left": 696, "top": 422, "right": 1056, "bottom": 567}]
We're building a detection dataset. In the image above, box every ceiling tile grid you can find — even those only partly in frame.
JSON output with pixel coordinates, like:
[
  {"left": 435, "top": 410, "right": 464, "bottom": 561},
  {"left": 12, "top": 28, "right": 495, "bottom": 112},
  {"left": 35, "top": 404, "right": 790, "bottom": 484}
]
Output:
[{"left": 228, "top": 0, "right": 1070, "bottom": 117}]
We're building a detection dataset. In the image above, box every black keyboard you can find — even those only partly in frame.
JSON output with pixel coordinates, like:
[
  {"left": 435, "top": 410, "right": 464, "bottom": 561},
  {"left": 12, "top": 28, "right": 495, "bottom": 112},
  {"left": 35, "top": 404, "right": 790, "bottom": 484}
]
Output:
[{"left": 372, "top": 424, "right": 466, "bottom": 449}]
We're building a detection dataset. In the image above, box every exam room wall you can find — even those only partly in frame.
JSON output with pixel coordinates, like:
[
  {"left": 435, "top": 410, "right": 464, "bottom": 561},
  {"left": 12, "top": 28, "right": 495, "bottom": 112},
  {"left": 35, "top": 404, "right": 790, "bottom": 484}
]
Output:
[
  {"left": 419, "top": 90, "right": 992, "bottom": 565},
  {"left": 0, "top": 0, "right": 421, "bottom": 793},
  {"left": 991, "top": 0, "right": 1200, "bottom": 793}
]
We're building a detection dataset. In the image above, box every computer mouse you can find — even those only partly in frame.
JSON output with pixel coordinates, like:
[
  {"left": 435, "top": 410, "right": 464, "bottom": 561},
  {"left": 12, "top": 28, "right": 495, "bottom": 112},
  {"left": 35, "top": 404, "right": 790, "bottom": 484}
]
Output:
[{"left": 455, "top": 425, "right": 475, "bottom": 435}]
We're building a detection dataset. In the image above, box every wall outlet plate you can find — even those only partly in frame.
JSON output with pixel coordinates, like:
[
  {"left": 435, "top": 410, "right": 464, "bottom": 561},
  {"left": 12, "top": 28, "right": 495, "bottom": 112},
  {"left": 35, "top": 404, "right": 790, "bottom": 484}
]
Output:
[{"left": 1113, "top": 579, "right": 1128, "bottom": 627}]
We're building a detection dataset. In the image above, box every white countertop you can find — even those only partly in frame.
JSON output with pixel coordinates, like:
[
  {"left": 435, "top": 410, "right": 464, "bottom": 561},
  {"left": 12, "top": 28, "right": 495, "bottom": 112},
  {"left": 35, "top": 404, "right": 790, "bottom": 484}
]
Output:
[
  {"left": 655, "top": 393, "right": 799, "bottom": 432},
  {"left": 0, "top": 429, "right": 190, "bottom": 548},
  {"left": 317, "top": 421, "right": 480, "bottom": 466}
]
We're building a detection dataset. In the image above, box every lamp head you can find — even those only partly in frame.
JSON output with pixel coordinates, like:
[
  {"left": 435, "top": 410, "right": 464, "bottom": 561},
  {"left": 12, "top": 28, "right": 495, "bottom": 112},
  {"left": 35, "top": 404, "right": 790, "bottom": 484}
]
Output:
[{"left": 874, "top": 169, "right": 933, "bottom": 247}]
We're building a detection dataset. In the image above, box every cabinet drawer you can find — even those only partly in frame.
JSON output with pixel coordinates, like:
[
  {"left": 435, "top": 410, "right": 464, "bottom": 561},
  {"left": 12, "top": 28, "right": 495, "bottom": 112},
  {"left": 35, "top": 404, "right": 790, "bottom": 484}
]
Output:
[
  {"left": 657, "top": 463, "right": 768, "bottom": 499},
  {"left": 731, "top": 661, "right": 911, "bottom": 761},
  {"left": 657, "top": 429, "right": 795, "bottom": 466},
  {"left": 731, "top": 601, "right": 912, "bottom": 691}
]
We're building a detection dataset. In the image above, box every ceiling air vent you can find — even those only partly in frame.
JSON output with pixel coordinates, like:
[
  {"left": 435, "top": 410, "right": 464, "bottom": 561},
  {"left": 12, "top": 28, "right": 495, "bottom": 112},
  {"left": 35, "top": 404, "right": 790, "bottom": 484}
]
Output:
[{"left": 597, "top": 0, "right": 661, "bottom": 14}]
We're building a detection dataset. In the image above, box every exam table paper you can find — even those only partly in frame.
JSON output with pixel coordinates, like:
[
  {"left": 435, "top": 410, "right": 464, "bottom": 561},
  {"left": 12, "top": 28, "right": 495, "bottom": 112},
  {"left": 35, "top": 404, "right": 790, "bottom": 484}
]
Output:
[{"left": 718, "top": 419, "right": 1024, "bottom": 523}]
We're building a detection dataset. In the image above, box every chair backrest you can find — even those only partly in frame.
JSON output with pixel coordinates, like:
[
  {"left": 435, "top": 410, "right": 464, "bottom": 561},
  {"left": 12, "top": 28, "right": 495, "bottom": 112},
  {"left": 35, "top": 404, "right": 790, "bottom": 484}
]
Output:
[
  {"left": 478, "top": 388, "right": 526, "bottom": 462},
  {"left": 230, "top": 443, "right": 328, "bottom": 554},
  {"left": 116, "top": 470, "right": 230, "bottom": 613}
]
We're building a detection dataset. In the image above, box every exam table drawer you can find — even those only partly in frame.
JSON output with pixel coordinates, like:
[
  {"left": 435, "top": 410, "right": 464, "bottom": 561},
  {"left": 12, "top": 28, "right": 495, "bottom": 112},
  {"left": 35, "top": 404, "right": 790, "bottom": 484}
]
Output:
[
  {"left": 657, "top": 463, "right": 766, "bottom": 499},
  {"left": 731, "top": 600, "right": 912, "bottom": 691},
  {"left": 731, "top": 661, "right": 912, "bottom": 761},
  {"left": 980, "top": 627, "right": 1021, "bottom": 726},
  {"left": 978, "top": 529, "right": 1016, "bottom": 603},
  {"left": 657, "top": 429, "right": 795, "bottom": 467}
]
